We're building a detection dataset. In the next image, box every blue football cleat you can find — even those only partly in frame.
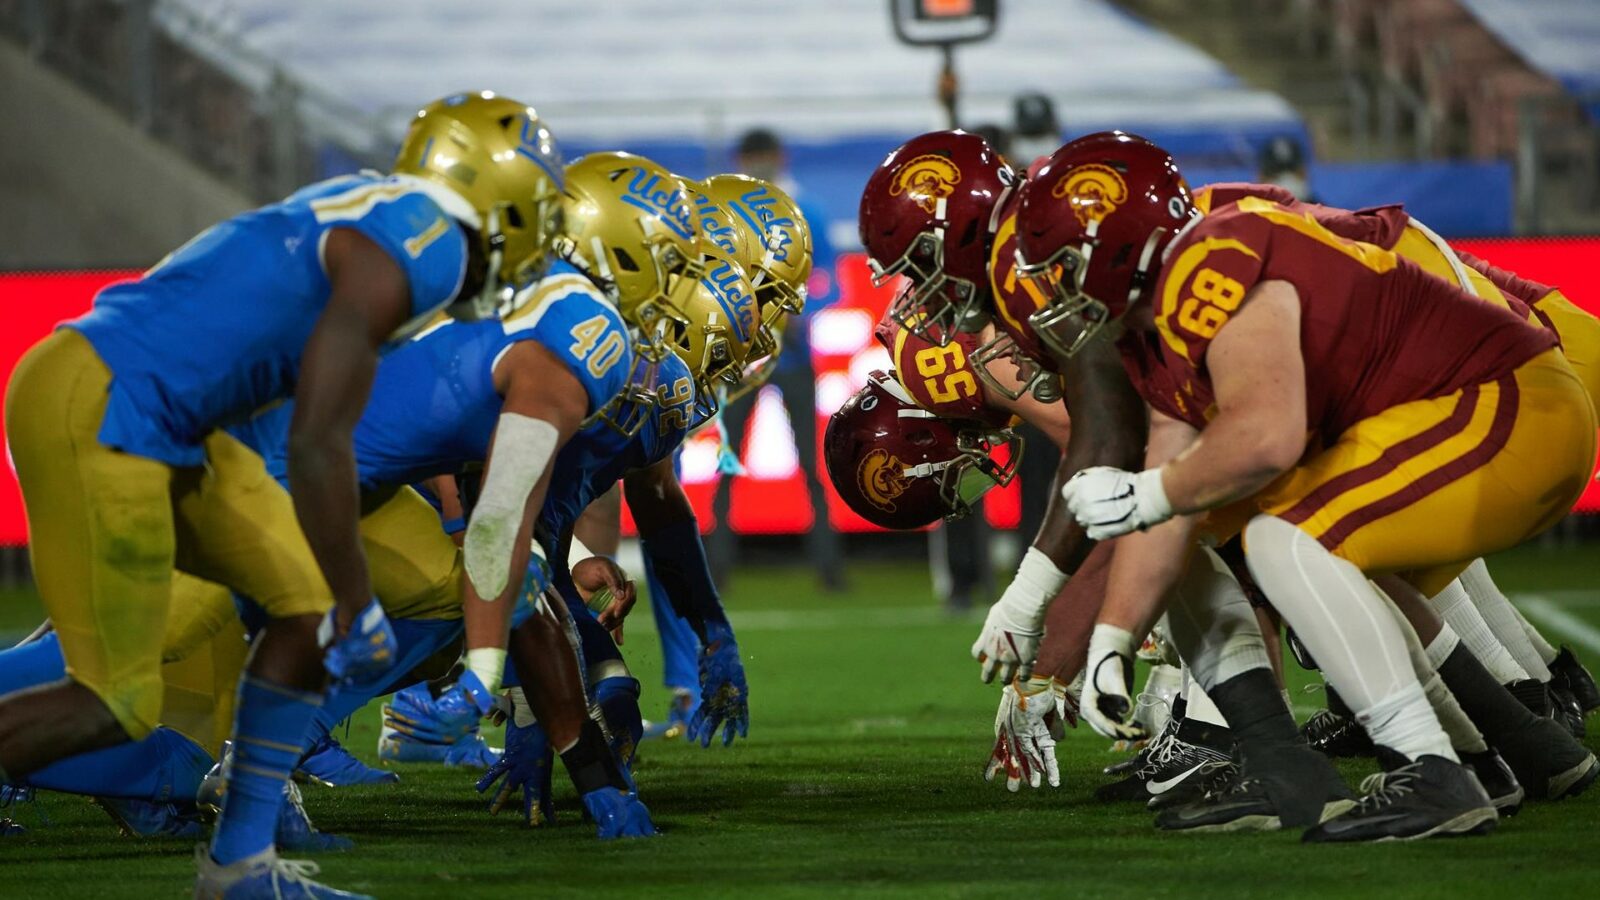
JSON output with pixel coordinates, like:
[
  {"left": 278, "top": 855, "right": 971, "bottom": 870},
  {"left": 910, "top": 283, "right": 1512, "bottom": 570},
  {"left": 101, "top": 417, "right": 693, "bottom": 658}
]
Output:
[
  {"left": 642, "top": 689, "right": 698, "bottom": 741},
  {"left": 276, "top": 782, "right": 353, "bottom": 853},
  {"left": 377, "top": 727, "right": 501, "bottom": 770},
  {"left": 93, "top": 797, "right": 206, "bottom": 839},
  {"left": 0, "top": 785, "right": 34, "bottom": 806},
  {"left": 580, "top": 787, "right": 658, "bottom": 840},
  {"left": 319, "top": 599, "right": 398, "bottom": 685},
  {"left": 194, "top": 846, "right": 372, "bottom": 899},
  {"left": 442, "top": 734, "right": 502, "bottom": 769},
  {"left": 296, "top": 735, "right": 399, "bottom": 788},
  {"left": 1, "top": 818, "right": 23, "bottom": 836}
]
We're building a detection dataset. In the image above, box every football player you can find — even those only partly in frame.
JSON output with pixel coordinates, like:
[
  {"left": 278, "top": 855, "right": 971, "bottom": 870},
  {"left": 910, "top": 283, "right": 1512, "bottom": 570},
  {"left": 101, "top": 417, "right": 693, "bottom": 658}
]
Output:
[
  {"left": 858, "top": 130, "right": 1148, "bottom": 699},
  {"left": 1015, "top": 132, "right": 1596, "bottom": 840},
  {"left": 1, "top": 91, "right": 563, "bottom": 898}
]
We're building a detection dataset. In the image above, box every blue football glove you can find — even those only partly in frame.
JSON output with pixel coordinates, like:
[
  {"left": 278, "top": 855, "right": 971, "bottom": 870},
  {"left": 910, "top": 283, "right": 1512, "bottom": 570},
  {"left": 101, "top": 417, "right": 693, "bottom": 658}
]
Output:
[
  {"left": 475, "top": 720, "right": 555, "bottom": 826},
  {"left": 382, "top": 673, "right": 494, "bottom": 743},
  {"left": 319, "top": 598, "right": 398, "bottom": 685},
  {"left": 688, "top": 620, "right": 749, "bottom": 748},
  {"left": 580, "top": 786, "right": 658, "bottom": 840}
]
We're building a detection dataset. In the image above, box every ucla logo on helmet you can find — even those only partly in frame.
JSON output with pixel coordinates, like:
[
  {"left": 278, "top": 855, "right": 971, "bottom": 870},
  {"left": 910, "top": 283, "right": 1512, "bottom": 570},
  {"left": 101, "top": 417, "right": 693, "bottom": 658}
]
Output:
[
  {"left": 692, "top": 195, "right": 741, "bottom": 256},
  {"left": 735, "top": 187, "right": 799, "bottom": 264},
  {"left": 623, "top": 168, "right": 694, "bottom": 239},
  {"left": 889, "top": 154, "right": 962, "bottom": 216},
  {"left": 1052, "top": 164, "right": 1128, "bottom": 228},
  {"left": 704, "top": 259, "right": 755, "bottom": 342},
  {"left": 857, "top": 448, "right": 910, "bottom": 512}
]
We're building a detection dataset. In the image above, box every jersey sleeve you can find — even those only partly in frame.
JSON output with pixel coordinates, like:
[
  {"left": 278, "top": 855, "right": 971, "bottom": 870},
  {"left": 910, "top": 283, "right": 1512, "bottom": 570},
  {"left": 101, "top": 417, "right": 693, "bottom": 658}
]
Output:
[
  {"left": 1152, "top": 210, "right": 1270, "bottom": 368},
  {"left": 1454, "top": 248, "right": 1557, "bottom": 307},
  {"left": 349, "top": 189, "right": 469, "bottom": 321},
  {"left": 504, "top": 282, "right": 634, "bottom": 416}
]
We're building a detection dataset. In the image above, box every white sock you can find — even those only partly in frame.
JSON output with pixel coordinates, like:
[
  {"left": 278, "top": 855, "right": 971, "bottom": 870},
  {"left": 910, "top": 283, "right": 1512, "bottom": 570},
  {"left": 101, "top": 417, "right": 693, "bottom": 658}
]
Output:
[
  {"left": 1513, "top": 602, "right": 1560, "bottom": 667},
  {"left": 1165, "top": 547, "right": 1272, "bottom": 691},
  {"left": 1459, "top": 558, "right": 1554, "bottom": 680},
  {"left": 1243, "top": 516, "right": 1410, "bottom": 710},
  {"left": 1430, "top": 577, "right": 1529, "bottom": 684},
  {"left": 1424, "top": 624, "right": 1462, "bottom": 672},
  {"left": 1184, "top": 673, "right": 1229, "bottom": 728},
  {"left": 1359, "top": 680, "right": 1458, "bottom": 762},
  {"left": 1376, "top": 590, "right": 1488, "bottom": 755}
]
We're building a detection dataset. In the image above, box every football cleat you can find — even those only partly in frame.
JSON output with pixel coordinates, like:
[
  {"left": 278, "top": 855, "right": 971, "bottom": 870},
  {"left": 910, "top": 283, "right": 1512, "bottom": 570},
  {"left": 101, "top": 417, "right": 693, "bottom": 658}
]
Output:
[
  {"left": 1302, "top": 755, "right": 1497, "bottom": 843},
  {"left": 1094, "top": 725, "right": 1229, "bottom": 803},
  {"left": 276, "top": 782, "right": 353, "bottom": 853},
  {"left": 1459, "top": 749, "right": 1524, "bottom": 816},
  {"left": 0, "top": 818, "right": 21, "bottom": 836},
  {"left": 377, "top": 727, "right": 501, "bottom": 769},
  {"left": 1550, "top": 646, "right": 1600, "bottom": 713},
  {"left": 1156, "top": 743, "right": 1353, "bottom": 832},
  {"left": 580, "top": 787, "right": 658, "bottom": 840},
  {"left": 1549, "top": 684, "right": 1587, "bottom": 739},
  {"left": 1301, "top": 708, "right": 1375, "bottom": 758},
  {"left": 1491, "top": 714, "right": 1598, "bottom": 800},
  {"left": 1146, "top": 758, "right": 1239, "bottom": 811},
  {"left": 642, "top": 689, "right": 698, "bottom": 742},
  {"left": 1506, "top": 679, "right": 1554, "bottom": 718},
  {"left": 296, "top": 735, "right": 399, "bottom": 788},
  {"left": 94, "top": 797, "right": 206, "bottom": 839},
  {"left": 193, "top": 845, "right": 372, "bottom": 899}
]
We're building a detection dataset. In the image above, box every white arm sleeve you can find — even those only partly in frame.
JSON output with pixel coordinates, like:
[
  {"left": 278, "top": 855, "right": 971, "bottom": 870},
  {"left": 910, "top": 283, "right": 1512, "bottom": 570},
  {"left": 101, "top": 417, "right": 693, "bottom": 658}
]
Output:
[{"left": 464, "top": 413, "right": 560, "bottom": 600}]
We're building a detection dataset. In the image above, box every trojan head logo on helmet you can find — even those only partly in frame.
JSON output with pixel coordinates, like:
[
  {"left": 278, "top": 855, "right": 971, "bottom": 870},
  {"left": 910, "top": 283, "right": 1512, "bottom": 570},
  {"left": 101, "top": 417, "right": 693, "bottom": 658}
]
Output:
[
  {"left": 888, "top": 155, "right": 963, "bottom": 215},
  {"left": 1014, "top": 131, "right": 1195, "bottom": 359},
  {"left": 557, "top": 152, "right": 706, "bottom": 360},
  {"left": 859, "top": 131, "right": 1015, "bottom": 347},
  {"left": 394, "top": 91, "right": 565, "bottom": 322},
  {"left": 1053, "top": 163, "right": 1129, "bottom": 228},
  {"left": 824, "top": 371, "right": 1023, "bottom": 531}
]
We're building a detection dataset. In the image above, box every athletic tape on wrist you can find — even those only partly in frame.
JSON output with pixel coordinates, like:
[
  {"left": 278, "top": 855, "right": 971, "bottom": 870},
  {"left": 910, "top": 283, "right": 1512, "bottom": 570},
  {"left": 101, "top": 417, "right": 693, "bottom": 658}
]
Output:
[
  {"left": 464, "top": 414, "right": 560, "bottom": 600},
  {"left": 466, "top": 647, "right": 507, "bottom": 697},
  {"left": 994, "top": 547, "right": 1069, "bottom": 629}
]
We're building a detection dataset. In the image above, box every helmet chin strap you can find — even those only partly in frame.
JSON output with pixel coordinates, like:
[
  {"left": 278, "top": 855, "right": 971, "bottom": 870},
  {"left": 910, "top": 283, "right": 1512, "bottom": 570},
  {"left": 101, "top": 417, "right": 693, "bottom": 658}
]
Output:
[{"left": 1126, "top": 225, "right": 1168, "bottom": 307}]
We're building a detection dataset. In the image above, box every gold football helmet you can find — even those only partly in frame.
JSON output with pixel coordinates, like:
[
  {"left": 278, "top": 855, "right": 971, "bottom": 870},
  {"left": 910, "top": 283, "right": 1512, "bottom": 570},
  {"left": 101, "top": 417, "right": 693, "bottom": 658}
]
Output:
[
  {"left": 557, "top": 152, "right": 706, "bottom": 357},
  {"left": 393, "top": 91, "right": 564, "bottom": 320},
  {"left": 664, "top": 246, "right": 759, "bottom": 414},
  {"left": 699, "top": 174, "right": 812, "bottom": 318}
]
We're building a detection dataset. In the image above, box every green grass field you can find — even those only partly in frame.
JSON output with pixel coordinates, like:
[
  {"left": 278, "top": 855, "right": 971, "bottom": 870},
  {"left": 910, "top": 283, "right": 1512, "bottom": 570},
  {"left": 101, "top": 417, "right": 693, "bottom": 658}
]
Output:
[{"left": 0, "top": 542, "right": 1597, "bottom": 899}]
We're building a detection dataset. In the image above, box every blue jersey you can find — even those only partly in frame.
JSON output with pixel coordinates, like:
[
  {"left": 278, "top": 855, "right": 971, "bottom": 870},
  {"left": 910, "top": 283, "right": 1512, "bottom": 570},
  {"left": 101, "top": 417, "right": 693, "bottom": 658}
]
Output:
[
  {"left": 539, "top": 352, "right": 696, "bottom": 543},
  {"left": 237, "top": 261, "right": 632, "bottom": 492},
  {"left": 69, "top": 174, "right": 469, "bottom": 466}
]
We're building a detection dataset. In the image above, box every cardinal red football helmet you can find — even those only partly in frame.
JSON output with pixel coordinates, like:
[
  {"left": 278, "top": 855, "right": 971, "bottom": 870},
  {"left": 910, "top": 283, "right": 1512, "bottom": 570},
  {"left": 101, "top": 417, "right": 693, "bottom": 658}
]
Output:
[
  {"left": 824, "top": 371, "right": 1022, "bottom": 530},
  {"left": 1013, "top": 131, "right": 1195, "bottom": 358},
  {"left": 859, "top": 130, "right": 1015, "bottom": 345}
]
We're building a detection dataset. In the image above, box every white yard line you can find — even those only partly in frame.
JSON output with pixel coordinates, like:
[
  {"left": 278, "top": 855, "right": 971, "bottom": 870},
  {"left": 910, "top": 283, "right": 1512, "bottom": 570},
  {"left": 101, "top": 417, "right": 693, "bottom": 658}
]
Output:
[{"left": 1515, "top": 593, "right": 1600, "bottom": 657}]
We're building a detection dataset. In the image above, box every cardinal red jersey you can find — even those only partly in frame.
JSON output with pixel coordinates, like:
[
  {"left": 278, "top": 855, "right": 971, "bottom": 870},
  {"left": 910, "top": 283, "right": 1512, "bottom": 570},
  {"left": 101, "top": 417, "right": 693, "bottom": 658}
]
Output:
[
  {"left": 874, "top": 311, "right": 1010, "bottom": 428},
  {"left": 1116, "top": 329, "right": 1215, "bottom": 427},
  {"left": 1146, "top": 197, "right": 1556, "bottom": 441}
]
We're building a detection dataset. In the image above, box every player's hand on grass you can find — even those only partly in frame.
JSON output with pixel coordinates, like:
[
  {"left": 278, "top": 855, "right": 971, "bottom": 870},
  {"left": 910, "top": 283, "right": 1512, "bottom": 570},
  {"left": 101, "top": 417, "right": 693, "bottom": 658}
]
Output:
[
  {"left": 1081, "top": 624, "right": 1147, "bottom": 742},
  {"left": 986, "top": 675, "right": 1071, "bottom": 791},
  {"left": 1059, "top": 466, "right": 1173, "bottom": 541},
  {"left": 689, "top": 620, "right": 749, "bottom": 747},
  {"left": 476, "top": 720, "right": 555, "bottom": 826}
]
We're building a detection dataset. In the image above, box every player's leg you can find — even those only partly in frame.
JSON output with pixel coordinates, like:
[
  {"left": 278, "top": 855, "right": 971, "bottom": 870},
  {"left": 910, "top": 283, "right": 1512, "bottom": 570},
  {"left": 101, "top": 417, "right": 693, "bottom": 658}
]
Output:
[
  {"left": 1158, "top": 545, "right": 1352, "bottom": 831},
  {"left": 642, "top": 549, "right": 701, "bottom": 739},
  {"left": 778, "top": 364, "right": 846, "bottom": 591},
  {"left": 0, "top": 330, "right": 176, "bottom": 779},
  {"left": 170, "top": 430, "right": 335, "bottom": 868}
]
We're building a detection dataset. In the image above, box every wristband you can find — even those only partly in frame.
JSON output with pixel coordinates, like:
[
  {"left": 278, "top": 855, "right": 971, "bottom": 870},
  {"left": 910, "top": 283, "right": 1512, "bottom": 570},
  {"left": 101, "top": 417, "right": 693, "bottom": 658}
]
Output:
[
  {"left": 463, "top": 648, "right": 506, "bottom": 709},
  {"left": 993, "top": 547, "right": 1069, "bottom": 631}
]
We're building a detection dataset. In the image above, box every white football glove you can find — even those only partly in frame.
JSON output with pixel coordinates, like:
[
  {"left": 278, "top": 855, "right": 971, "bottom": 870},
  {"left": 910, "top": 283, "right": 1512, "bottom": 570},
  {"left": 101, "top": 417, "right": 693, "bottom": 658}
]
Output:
[
  {"left": 970, "top": 548, "right": 1067, "bottom": 684},
  {"left": 1060, "top": 466, "right": 1173, "bottom": 541},
  {"left": 1081, "top": 624, "right": 1148, "bottom": 742},
  {"left": 985, "top": 675, "right": 1078, "bottom": 791}
]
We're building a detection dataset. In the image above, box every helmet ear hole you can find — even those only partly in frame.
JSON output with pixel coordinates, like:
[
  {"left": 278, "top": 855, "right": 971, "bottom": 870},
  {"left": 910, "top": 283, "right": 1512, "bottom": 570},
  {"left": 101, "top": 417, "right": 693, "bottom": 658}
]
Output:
[
  {"left": 613, "top": 247, "right": 641, "bottom": 272},
  {"left": 1109, "top": 243, "right": 1133, "bottom": 270},
  {"left": 959, "top": 219, "right": 980, "bottom": 248},
  {"left": 503, "top": 205, "right": 525, "bottom": 230}
]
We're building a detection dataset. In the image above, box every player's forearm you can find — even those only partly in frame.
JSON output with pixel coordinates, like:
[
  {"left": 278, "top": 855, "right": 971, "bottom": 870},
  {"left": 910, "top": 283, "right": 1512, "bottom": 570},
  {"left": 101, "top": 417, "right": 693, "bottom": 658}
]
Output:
[
  {"left": 1098, "top": 514, "right": 1198, "bottom": 636},
  {"left": 1159, "top": 413, "right": 1299, "bottom": 513},
  {"left": 1031, "top": 540, "right": 1114, "bottom": 681},
  {"left": 639, "top": 518, "right": 727, "bottom": 640},
  {"left": 288, "top": 437, "right": 371, "bottom": 612}
]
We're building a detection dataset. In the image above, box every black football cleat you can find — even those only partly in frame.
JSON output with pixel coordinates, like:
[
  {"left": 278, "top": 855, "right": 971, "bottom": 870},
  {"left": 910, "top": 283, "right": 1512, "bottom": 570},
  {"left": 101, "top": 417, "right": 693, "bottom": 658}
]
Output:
[
  {"left": 1155, "top": 772, "right": 1353, "bottom": 833},
  {"left": 1301, "top": 708, "right": 1375, "bottom": 758},
  {"left": 1549, "top": 684, "right": 1587, "bottom": 739},
  {"left": 1493, "top": 714, "right": 1599, "bottom": 801},
  {"left": 1147, "top": 758, "right": 1239, "bottom": 811},
  {"left": 1100, "top": 711, "right": 1178, "bottom": 781},
  {"left": 1303, "top": 755, "right": 1497, "bottom": 842},
  {"left": 1156, "top": 743, "right": 1353, "bottom": 833},
  {"left": 1506, "top": 679, "right": 1554, "bottom": 718},
  {"left": 1459, "top": 748, "right": 1524, "bottom": 816},
  {"left": 1095, "top": 730, "right": 1230, "bottom": 803},
  {"left": 1550, "top": 646, "right": 1600, "bottom": 714}
]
